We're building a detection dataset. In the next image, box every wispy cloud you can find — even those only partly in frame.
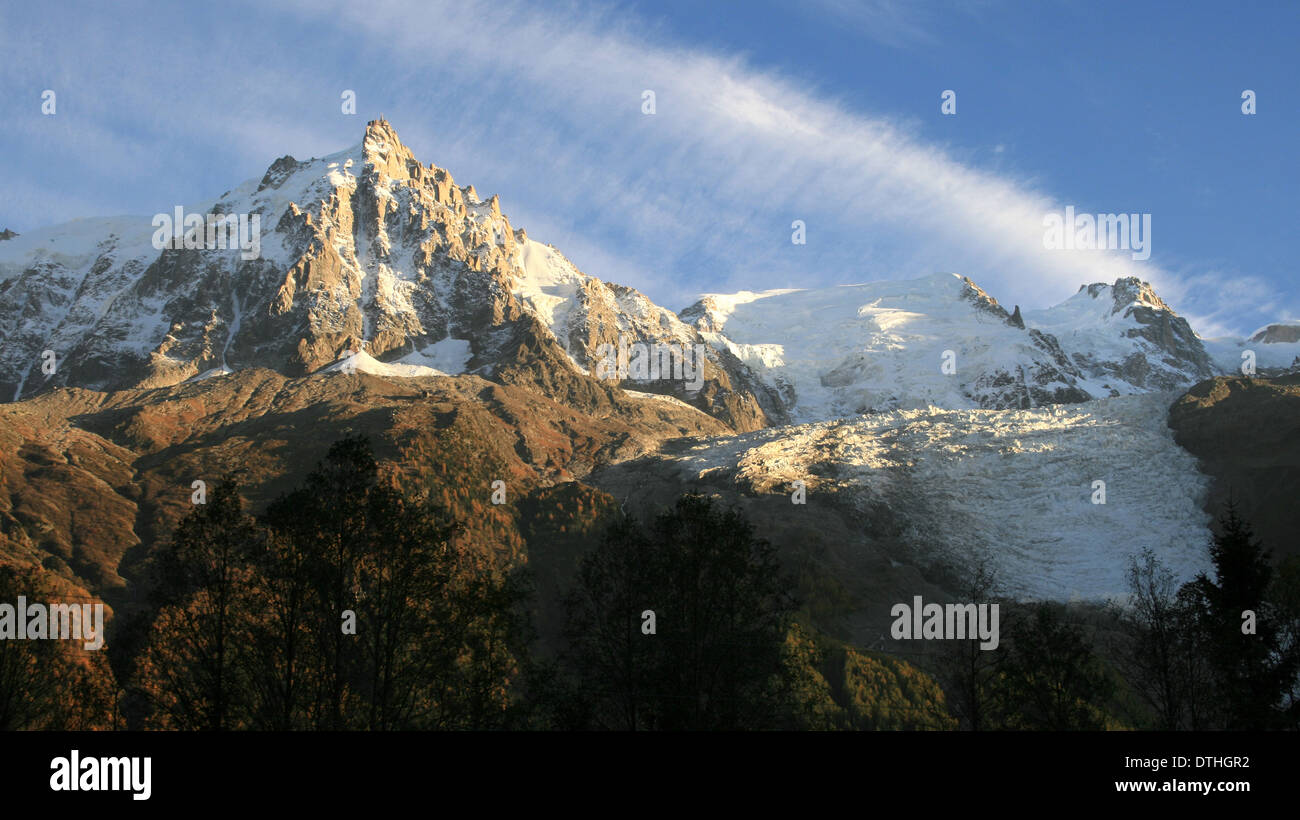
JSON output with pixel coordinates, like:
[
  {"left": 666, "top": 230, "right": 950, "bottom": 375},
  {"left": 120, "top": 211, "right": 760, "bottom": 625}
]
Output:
[
  {"left": 795, "top": 0, "right": 941, "bottom": 47},
  {"left": 277, "top": 0, "right": 1179, "bottom": 306},
  {"left": 0, "top": 0, "right": 1286, "bottom": 334}
]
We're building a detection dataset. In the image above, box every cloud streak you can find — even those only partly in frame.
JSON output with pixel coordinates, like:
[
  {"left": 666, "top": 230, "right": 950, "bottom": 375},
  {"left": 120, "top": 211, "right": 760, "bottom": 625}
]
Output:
[
  {"left": 275, "top": 0, "right": 1195, "bottom": 310},
  {"left": 1, "top": 0, "right": 1285, "bottom": 334}
]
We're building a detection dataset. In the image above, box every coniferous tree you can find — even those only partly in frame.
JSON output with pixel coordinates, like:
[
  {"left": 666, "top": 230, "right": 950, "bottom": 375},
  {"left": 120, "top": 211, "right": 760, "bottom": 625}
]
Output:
[{"left": 1183, "top": 503, "right": 1292, "bottom": 729}]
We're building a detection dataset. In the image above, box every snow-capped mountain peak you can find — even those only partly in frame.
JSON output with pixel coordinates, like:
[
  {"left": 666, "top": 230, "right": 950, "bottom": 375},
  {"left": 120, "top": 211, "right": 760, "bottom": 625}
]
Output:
[
  {"left": 0, "top": 120, "right": 1287, "bottom": 429},
  {"left": 1249, "top": 322, "right": 1300, "bottom": 344},
  {"left": 678, "top": 272, "right": 1223, "bottom": 422},
  {"left": 0, "top": 120, "right": 783, "bottom": 430},
  {"left": 1022, "top": 276, "right": 1214, "bottom": 396}
]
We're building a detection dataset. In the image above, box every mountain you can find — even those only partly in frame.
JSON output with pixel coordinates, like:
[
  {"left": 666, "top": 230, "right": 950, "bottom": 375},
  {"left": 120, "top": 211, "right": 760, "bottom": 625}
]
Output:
[
  {"left": 1024, "top": 278, "right": 1215, "bottom": 392},
  {"left": 2, "top": 118, "right": 1294, "bottom": 611},
  {"left": 0, "top": 364, "right": 732, "bottom": 650},
  {"left": 0, "top": 118, "right": 1255, "bottom": 432},
  {"left": 1168, "top": 373, "right": 1300, "bottom": 563},
  {"left": 1249, "top": 322, "right": 1300, "bottom": 344},
  {"left": 0, "top": 119, "right": 779, "bottom": 431},
  {"left": 592, "top": 390, "right": 1214, "bottom": 604},
  {"left": 681, "top": 273, "right": 1216, "bottom": 422},
  {"left": 1201, "top": 324, "right": 1300, "bottom": 377}
]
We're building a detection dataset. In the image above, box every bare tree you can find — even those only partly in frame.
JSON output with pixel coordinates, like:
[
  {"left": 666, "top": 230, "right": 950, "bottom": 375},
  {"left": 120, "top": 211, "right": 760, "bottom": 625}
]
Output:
[{"left": 935, "top": 554, "right": 1001, "bottom": 730}]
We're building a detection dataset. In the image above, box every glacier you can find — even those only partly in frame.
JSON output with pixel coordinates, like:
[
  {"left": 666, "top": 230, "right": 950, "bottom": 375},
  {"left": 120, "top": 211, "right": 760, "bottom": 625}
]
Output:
[{"left": 644, "top": 390, "right": 1214, "bottom": 600}]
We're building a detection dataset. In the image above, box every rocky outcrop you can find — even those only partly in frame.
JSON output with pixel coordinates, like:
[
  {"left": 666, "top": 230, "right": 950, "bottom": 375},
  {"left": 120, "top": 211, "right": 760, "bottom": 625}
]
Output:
[
  {"left": 1250, "top": 323, "right": 1300, "bottom": 344},
  {"left": 1106, "top": 277, "right": 1213, "bottom": 387},
  {"left": 1167, "top": 374, "right": 1300, "bottom": 562}
]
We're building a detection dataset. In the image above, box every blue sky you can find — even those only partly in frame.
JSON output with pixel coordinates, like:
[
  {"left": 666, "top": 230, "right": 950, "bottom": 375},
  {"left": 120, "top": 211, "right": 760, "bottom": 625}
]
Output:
[{"left": 1, "top": 0, "right": 1296, "bottom": 336}]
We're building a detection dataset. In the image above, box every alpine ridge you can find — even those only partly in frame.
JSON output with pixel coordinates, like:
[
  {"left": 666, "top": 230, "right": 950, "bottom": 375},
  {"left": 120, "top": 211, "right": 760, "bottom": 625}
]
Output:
[
  {"left": 0, "top": 120, "right": 780, "bottom": 430},
  {"left": 0, "top": 120, "right": 1293, "bottom": 428},
  {"left": 1, "top": 119, "right": 1296, "bottom": 626}
]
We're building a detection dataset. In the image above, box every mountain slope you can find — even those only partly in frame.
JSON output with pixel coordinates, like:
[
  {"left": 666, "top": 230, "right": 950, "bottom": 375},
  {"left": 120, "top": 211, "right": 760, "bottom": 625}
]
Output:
[
  {"left": 1024, "top": 278, "right": 1215, "bottom": 393},
  {"left": 0, "top": 364, "right": 731, "bottom": 636},
  {"left": 1168, "top": 373, "right": 1300, "bottom": 562}
]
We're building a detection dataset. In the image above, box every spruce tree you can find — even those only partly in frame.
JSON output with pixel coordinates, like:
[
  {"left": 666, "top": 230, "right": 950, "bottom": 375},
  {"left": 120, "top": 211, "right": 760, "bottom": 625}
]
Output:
[{"left": 1185, "top": 502, "right": 1290, "bottom": 729}]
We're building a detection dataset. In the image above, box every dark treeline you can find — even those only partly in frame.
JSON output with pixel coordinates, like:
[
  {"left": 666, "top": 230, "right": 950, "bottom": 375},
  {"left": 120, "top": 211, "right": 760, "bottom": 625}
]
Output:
[
  {"left": 2, "top": 435, "right": 1299, "bottom": 730},
  {"left": 0, "top": 563, "right": 119, "bottom": 730},
  {"left": 122, "top": 443, "right": 953, "bottom": 731},
  {"left": 130, "top": 436, "right": 527, "bottom": 730}
]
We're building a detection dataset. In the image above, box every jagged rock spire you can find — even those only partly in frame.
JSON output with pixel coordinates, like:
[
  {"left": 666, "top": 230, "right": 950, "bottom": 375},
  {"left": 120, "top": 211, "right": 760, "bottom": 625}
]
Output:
[{"left": 362, "top": 117, "right": 420, "bottom": 180}]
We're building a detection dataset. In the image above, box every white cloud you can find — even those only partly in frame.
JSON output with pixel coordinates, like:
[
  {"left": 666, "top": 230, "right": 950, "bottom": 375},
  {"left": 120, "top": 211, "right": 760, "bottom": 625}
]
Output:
[
  {"left": 2, "top": 0, "right": 1286, "bottom": 334},
  {"left": 796, "top": 0, "right": 941, "bottom": 47},
  {"left": 274, "top": 0, "right": 1184, "bottom": 307}
]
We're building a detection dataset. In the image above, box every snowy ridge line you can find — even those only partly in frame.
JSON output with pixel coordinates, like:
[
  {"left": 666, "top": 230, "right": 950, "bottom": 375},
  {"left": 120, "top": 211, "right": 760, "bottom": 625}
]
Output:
[{"left": 1, "top": 119, "right": 1294, "bottom": 420}]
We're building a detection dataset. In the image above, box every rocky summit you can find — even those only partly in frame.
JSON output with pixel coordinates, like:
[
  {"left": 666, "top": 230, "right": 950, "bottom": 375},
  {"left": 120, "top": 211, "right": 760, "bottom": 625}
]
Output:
[{"left": 0, "top": 120, "right": 779, "bottom": 431}]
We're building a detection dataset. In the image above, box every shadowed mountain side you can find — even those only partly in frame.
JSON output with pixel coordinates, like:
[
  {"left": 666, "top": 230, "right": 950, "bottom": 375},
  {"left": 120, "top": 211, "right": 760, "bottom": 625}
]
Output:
[
  {"left": 586, "top": 448, "right": 960, "bottom": 651},
  {"left": 1168, "top": 373, "right": 1300, "bottom": 562}
]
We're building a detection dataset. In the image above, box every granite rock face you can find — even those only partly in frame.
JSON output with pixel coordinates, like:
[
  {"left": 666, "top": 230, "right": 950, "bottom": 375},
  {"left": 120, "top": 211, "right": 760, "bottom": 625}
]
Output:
[{"left": 0, "top": 120, "right": 776, "bottom": 430}]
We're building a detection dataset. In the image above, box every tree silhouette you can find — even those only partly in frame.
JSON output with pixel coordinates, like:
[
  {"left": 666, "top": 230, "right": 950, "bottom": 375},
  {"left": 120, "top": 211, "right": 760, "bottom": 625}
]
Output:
[
  {"left": 258, "top": 435, "right": 526, "bottom": 729},
  {"left": 1110, "top": 549, "right": 1208, "bottom": 729},
  {"left": 1183, "top": 502, "right": 1294, "bottom": 729},
  {"left": 934, "top": 556, "right": 1001, "bottom": 730},
  {"left": 995, "top": 602, "right": 1115, "bottom": 730},
  {"left": 136, "top": 478, "right": 259, "bottom": 730},
  {"left": 561, "top": 493, "right": 798, "bottom": 730},
  {"left": 135, "top": 436, "right": 527, "bottom": 730}
]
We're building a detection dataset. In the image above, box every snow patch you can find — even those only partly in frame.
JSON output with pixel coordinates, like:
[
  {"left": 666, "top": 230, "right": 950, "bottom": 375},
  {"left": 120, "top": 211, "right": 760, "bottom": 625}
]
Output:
[
  {"left": 395, "top": 337, "right": 472, "bottom": 373},
  {"left": 694, "top": 276, "right": 1058, "bottom": 421},
  {"left": 319, "top": 349, "right": 448, "bottom": 378},
  {"left": 622, "top": 389, "right": 699, "bottom": 411},
  {"left": 1202, "top": 335, "right": 1300, "bottom": 373},
  {"left": 188, "top": 367, "right": 234, "bottom": 383}
]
